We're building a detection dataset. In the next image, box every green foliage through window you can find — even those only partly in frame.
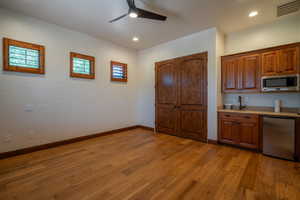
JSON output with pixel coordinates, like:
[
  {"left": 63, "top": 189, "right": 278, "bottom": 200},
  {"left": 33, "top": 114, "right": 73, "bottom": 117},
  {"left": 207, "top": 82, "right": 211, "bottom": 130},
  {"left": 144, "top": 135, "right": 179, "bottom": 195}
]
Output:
[
  {"left": 73, "top": 58, "right": 91, "bottom": 75},
  {"left": 9, "top": 46, "right": 40, "bottom": 69}
]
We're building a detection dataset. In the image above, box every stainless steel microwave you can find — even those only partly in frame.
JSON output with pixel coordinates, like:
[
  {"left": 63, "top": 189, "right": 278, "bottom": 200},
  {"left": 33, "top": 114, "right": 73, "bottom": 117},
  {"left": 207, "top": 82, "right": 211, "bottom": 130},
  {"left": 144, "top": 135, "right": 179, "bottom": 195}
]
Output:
[{"left": 261, "top": 75, "right": 300, "bottom": 92}]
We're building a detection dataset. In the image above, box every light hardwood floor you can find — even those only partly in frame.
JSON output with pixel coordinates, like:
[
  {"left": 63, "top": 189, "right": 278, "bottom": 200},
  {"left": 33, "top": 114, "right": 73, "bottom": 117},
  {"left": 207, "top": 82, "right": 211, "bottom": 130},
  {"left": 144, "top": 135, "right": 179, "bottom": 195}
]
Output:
[{"left": 0, "top": 128, "right": 300, "bottom": 200}]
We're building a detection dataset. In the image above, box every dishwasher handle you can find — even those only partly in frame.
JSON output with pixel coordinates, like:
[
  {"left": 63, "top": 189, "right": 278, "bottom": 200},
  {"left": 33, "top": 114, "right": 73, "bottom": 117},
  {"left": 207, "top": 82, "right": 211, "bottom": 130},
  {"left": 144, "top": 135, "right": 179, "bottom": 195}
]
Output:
[{"left": 263, "top": 115, "right": 296, "bottom": 120}]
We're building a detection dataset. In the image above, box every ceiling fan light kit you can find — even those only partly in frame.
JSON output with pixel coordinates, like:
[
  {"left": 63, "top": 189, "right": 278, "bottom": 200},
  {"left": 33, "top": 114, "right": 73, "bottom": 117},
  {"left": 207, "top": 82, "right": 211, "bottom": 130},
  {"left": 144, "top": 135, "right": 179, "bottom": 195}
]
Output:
[
  {"left": 109, "top": 0, "right": 167, "bottom": 23},
  {"left": 129, "top": 11, "right": 138, "bottom": 18}
]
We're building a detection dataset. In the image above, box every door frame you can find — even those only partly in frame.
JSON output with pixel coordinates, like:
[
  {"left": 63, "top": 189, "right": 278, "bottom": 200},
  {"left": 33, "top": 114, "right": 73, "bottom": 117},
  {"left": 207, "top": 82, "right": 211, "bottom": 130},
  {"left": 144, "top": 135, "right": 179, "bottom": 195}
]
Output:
[{"left": 155, "top": 52, "right": 208, "bottom": 141}]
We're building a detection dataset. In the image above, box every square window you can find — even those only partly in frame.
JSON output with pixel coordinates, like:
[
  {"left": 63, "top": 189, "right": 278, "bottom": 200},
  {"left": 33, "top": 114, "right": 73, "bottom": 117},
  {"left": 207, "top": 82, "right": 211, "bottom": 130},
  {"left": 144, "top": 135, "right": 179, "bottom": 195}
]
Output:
[
  {"left": 70, "top": 52, "right": 95, "bottom": 79},
  {"left": 111, "top": 61, "right": 127, "bottom": 82},
  {"left": 3, "top": 38, "right": 45, "bottom": 74}
]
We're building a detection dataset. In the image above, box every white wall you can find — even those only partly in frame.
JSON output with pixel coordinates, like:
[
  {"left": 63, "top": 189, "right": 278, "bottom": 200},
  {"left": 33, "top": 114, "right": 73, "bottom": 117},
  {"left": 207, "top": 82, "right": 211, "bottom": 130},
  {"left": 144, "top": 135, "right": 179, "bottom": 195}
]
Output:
[
  {"left": 137, "top": 28, "right": 220, "bottom": 140},
  {"left": 225, "top": 14, "right": 300, "bottom": 55},
  {"left": 224, "top": 14, "right": 300, "bottom": 108},
  {"left": 0, "top": 9, "right": 138, "bottom": 153}
]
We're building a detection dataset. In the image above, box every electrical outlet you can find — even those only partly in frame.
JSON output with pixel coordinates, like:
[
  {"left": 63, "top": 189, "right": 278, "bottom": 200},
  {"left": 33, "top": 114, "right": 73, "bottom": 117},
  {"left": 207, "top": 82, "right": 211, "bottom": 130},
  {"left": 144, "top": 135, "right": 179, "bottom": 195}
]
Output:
[{"left": 24, "top": 104, "right": 34, "bottom": 112}]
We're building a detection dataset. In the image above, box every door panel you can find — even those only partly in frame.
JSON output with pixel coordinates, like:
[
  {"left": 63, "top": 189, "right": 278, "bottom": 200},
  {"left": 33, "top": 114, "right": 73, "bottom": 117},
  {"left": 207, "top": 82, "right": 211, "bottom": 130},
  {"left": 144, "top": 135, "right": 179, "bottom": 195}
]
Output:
[
  {"left": 178, "top": 55, "right": 207, "bottom": 141},
  {"left": 222, "top": 58, "right": 237, "bottom": 91},
  {"left": 239, "top": 122, "right": 259, "bottom": 149},
  {"left": 262, "top": 51, "right": 278, "bottom": 76},
  {"left": 243, "top": 54, "right": 260, "bottom": 91},
  {"left": 278, "top": 47, "right": 299, "bottom": 74},
  {"left": 156, "top": 106, "right": 177, "bottom": 135},
  {"left": 219, "top": 120, "right": 237, "bottom": 145},
  {"left": 180, "top": 110, "right": 207, "bottom": 141},
  {"left": 155, "top": 61, "right": 178, "bottom": 135},
  {"left": 156, "top": 63, "right": 177, "bottom": 104},
  {"left": 180, "top": 58, "right": 205, "bottom": 105}
]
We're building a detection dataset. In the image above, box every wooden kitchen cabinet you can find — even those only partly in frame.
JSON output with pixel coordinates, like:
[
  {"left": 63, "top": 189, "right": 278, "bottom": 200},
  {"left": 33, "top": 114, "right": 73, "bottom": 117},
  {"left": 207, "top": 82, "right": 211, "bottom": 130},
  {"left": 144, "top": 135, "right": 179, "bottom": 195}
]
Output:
[
  {"left": 278, "top": 46, "right": 299, "bottom": 75},
  {"left": 222, "top": 43, "right": 300, "bottom": 93},
  {"left": 261, "top": 50, "right": 278, "bottom": 76},
  {"left": 261, "top": 46, "right": 299, "bottom": 76},
  {"left": 222, "top": 57, "right": 239, "bottom": 92},
  {"left": 222, "top": 54, "right": 260, "bottom": 93},
  {"left": 218, "top": 112, "right": 260, "bottom": 150}
]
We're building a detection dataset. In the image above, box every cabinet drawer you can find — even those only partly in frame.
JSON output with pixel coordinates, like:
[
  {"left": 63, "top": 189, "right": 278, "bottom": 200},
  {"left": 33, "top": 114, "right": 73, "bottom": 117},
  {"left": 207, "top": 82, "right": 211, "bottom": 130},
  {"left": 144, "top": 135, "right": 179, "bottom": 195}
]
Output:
[{"left": 219, "top": 112, "right": 259, "bottom": 122}]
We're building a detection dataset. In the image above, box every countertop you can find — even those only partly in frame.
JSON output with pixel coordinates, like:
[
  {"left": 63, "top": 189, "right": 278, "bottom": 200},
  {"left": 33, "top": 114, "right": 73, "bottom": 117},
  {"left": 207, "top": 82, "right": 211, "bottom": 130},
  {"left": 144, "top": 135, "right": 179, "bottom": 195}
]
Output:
[{"left": 218, "top": 107, "right": 300, "bottom": 118}]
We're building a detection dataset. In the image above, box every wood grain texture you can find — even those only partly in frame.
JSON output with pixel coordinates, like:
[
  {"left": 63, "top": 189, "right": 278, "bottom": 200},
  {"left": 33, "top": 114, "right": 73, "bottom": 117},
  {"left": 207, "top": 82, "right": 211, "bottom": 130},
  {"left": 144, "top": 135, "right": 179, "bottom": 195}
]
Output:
[
  {"left": 0, "top": 126, "right": 140, "bottom": 159},
  {"left": 0, "top": 129, "right": 299, "bottom": 200},
  {"left": 262, "top": 50, "right": 278, "bottom": 76},
  {"left": 3, "top": 38, "right": 45, "bottom": 74},
  {"left": 222, "top": 53, "right": 260, "bottom": 93},
  {"left": 278, "top": 46, "right": 299, "bottom": 75},
  {"left": 218, "top": 113, "right": 260, "bottom": 150},
  {"left": 243, "top": 54, "right": 260, "bottom": 91},
  {"left": 155, "top": 52, "right": 208, "bottom": 142}
]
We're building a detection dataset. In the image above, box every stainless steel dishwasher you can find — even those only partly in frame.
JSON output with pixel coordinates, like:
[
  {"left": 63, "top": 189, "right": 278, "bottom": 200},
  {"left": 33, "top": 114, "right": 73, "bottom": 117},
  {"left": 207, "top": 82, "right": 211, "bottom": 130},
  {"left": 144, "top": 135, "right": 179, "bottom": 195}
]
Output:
[{"left": 263, "top": 116, "right": 296, "bottom": 161}]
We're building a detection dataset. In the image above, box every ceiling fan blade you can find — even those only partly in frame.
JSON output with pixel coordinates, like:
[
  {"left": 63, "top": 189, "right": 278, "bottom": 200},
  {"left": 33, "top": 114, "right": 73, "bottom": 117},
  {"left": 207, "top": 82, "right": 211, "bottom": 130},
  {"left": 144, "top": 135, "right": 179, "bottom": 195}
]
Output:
[
  {"left": 127, "top": 0, "right": 136, "bottom": 8},
  {"left": 109, "top": 14, "right": 128, "bottom": 23},
  {"left": 136, "top": 8, "right": 167, "bottom": 21}
]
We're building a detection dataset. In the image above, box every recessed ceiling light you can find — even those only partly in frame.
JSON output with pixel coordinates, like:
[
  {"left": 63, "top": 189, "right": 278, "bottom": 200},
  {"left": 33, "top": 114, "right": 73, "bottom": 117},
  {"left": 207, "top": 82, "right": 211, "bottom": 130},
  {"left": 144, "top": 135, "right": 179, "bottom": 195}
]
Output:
[
  {"left": 129, "top": 12, "right": 138, "bottom": 18},
  {"left": 133, "top": 37, "right": 139, "bottom": 42},
  {"left": 249, "top": 11, "right": 258, "bottom": 17}
]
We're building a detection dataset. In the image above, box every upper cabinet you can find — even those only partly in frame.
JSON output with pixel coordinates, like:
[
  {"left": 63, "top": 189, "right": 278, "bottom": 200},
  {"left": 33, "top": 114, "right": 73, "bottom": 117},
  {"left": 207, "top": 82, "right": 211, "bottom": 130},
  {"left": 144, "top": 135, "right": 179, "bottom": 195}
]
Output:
[
  {"left": 278, "top": 47, "right": 299, "bottom": 75},
  {"left": 261, "top": 51, "right": 278, "bottom": 76},
  {"left": 262, "top": 46, "right": 299, "bottom": 76},
  {"left": 222, "top": 57, "right": 238, "bottom": 92},
  {"left": 222, "top": 43, "right": 300, "bottom": 93},
  {"left": 222, "top": 54, "right": 260, "bottom": 93}
]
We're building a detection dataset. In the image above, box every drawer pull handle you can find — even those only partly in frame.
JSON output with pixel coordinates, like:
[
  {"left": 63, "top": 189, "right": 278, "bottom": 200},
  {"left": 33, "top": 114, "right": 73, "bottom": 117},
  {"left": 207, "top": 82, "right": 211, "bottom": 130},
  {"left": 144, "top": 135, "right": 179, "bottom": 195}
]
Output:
[
  {"left": 244, "top": 116, "right": 251, "bottom": 119},
  {"left": 225, "top": 115, "right": 231, "bottom": 117}
]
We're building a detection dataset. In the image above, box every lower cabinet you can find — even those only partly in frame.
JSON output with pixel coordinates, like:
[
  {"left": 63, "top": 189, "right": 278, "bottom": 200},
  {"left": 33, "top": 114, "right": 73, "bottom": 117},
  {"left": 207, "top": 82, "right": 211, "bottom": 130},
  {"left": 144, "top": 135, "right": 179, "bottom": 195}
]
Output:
[{"left": 218, "top": 113, "right": 260, "bottom": 150}]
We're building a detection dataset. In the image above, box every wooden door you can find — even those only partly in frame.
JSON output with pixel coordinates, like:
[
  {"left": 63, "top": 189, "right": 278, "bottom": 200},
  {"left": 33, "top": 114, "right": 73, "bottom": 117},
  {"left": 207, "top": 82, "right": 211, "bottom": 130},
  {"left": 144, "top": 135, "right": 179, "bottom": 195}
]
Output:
[
  {"left": 219, "top": 119, "right": 238, "bottom": 145},
  {"left": 178, "top": 53, "right": 207, "bottom": 142},
  {"left": 242, "top": 54, "right": 260, "bottom": 92},
  {"left": 238, "top": 121, "right": 259, "bottom": 149},
  {"left": 222, "top": 57, "right": 238, "bottom": 92},
  {"left": 278, "top": 47, "right": 299, "bottom": 75},
  {"left": 155, "top": 60, "right": 178, "bottom": 136},
  {"left": 262, "top": 51, "right": 278, "bottom": 76},
  {"left": 155, "top": 52, "right": 207, "bottom": 142}
]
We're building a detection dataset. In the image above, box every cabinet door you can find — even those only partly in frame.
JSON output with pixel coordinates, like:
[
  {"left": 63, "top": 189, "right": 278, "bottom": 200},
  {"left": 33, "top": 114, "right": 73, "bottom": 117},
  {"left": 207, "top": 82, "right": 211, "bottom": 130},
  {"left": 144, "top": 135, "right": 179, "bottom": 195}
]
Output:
[
  {"left": 222, "top": 58, "right": 238, "bottom": 92},
  {"left": 262, "top": 51, "right": 278, "bottom": 76},
  {"left": 219, "top": 119, "right": 238, "bottom": 145},
  {"left": 155, "top": 61, "right": 178, "bottom": 136},
  {"left": 238, "top": 121, "right": 259, "bottom": 150},
  {"left": 278, "top": 47, "right": 299, "bottom": 75},
  {"left": 242, "top": 54, "right": 260, "bottom": 91}
]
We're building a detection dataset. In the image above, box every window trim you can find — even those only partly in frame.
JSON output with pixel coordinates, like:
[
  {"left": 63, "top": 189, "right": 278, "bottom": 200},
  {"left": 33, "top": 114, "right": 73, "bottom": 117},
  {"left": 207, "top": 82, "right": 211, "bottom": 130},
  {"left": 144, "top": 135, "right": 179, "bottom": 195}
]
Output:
[
  {"left": 3, "top": 38, "right": 45, "bottom": 74},
  {"left": 111, "top": 61, "right": 128, "bottom": 82},
  {"left": 70, "top": 52, "right": 95, "bottom": 79}
]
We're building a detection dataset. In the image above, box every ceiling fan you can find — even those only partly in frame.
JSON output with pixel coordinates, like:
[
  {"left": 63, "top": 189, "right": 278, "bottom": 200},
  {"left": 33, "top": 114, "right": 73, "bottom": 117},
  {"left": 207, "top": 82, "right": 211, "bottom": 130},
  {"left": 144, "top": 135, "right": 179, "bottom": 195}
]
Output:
[{"left": 109, "top": 0, "right": 167, "bottom": 23}]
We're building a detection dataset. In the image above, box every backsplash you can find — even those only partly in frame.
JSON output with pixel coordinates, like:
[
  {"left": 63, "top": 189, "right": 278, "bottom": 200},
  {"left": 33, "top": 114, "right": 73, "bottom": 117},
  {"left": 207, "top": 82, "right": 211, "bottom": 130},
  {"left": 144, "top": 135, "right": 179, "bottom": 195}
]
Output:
[{"left": 223, "top": 93, "right": 300, "bottom": 108}]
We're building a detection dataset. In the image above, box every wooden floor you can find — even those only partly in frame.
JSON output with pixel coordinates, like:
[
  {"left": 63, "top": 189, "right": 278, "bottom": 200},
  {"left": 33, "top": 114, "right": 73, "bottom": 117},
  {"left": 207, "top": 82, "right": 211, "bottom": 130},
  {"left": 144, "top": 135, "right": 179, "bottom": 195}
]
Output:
[{"left": 0, "top": 129, "right": 300, "bottom": 200}]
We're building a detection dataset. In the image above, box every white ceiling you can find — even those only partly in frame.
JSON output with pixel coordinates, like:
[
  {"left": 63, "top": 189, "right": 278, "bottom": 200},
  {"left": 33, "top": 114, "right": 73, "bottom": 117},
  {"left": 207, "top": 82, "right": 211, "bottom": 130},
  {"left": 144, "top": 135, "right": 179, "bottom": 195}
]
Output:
[{"left": 0, "top": 0, "right": 298, "bottom": 50}]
